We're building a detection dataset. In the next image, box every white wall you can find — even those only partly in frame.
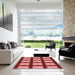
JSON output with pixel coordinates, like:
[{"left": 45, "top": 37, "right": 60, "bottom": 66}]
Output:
[
  {"left": 0, "top": 0, "right": 18, "bottom": 42},
  {"left": 0, "top": 27, "right": 17, "bottom": 42}
]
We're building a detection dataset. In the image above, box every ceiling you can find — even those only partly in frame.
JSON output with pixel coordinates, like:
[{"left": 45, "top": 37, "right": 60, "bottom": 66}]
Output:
[
  {"left": 2, "top": 0, "right": 62, "bottom": 10},
  {"left": 16, "top": 0, "right": 62, "bottom": 9},
  {"left": 16, "top": 0, "right": 61, "bottom": 3}
]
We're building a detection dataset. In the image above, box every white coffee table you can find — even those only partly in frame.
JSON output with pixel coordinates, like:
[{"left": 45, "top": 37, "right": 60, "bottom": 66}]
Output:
[{"left": 34, "top": 49, "right": 49, "bottom": 57}]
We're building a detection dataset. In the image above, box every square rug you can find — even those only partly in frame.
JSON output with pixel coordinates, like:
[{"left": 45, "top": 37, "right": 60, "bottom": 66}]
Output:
[{"left": 14, "top": 57, "right": 62, "bottom": 69}]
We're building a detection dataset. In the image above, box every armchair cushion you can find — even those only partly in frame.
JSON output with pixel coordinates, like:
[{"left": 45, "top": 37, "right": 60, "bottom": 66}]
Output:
[
  {"left": 50, "top": 42, "right": 55, "bottom": 47},
  {"left": 68, "top": 44, "right": 75, "bottom": 53},
  {"left": 45, "top": 41, "right": 56, "bottom": 50}
]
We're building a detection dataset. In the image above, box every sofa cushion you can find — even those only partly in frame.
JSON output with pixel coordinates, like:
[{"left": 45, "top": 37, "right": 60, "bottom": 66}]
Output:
[{"left": 13, "top": 47, "right": 23, "bottom": 60}]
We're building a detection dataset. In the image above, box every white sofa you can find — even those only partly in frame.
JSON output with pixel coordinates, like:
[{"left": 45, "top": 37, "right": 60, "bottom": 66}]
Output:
[{"left": 0, "top": 46, "right": 24, "bottom": 64}]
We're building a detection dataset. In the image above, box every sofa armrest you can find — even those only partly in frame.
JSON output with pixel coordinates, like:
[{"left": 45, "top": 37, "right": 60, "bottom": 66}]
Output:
[
  {"left": 0, "top": 50, "right": 13, "bottom": 64},
  {"left": 18, "top": 45, "right": 24, "bottom": 47}
]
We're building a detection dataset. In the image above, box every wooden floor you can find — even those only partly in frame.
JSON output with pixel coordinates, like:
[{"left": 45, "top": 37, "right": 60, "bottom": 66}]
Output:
[{"left": 0, "top": 48, "right": 75, "bottom": 75}]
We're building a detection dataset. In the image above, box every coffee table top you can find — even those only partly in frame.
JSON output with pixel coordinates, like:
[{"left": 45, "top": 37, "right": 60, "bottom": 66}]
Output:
[{"left": 34, "top": 49, "right": 49, "bottom": 54}]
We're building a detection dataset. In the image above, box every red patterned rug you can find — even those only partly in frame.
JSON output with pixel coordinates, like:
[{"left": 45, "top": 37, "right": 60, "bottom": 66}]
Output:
[{"left": 14, "top": 57, "right": 62, "bottom": 69}]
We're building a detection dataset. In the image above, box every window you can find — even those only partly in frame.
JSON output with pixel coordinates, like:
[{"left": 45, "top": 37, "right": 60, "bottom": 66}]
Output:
[{"left": 19, "top": 10, "right": 63, "bottom": 40}]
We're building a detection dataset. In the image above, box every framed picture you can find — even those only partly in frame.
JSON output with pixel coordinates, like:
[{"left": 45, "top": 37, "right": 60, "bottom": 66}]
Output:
[
  {"left": 4, "top": 4, "right": 13, "bottom": 31},
  {"left": 0, "top": 1, "right": 13, "bottom": 31},
  {"left": 0, "top": 1, "right": 3, "bottom": 27}
]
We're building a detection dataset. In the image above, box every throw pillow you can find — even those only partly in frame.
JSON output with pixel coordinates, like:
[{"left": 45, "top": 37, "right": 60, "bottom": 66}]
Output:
[
  {"left": 7, "top": 43, "right": 11, "bottom": 49},
  {"left": 10, "top": 42, "right": 18, "bottom": 48},
  {"left": 0, "top": 42, "right": 8, "bottom": 49}
]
